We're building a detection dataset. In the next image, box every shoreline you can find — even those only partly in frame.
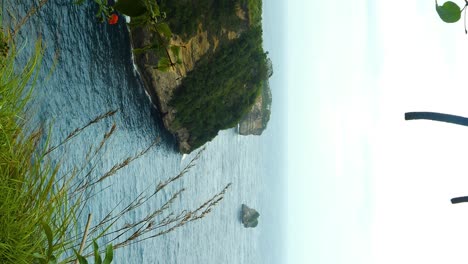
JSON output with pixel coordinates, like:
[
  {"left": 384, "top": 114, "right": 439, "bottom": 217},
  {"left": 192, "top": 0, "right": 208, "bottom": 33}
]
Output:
[{"left": 125, "top": 24, "right": 162, "bottom": 112}]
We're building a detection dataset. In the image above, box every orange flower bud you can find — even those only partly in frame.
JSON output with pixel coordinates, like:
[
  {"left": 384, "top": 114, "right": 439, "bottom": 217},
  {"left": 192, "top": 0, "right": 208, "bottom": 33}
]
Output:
[{"left": 108, "top": 14, "right": 118, "bottom": 25}]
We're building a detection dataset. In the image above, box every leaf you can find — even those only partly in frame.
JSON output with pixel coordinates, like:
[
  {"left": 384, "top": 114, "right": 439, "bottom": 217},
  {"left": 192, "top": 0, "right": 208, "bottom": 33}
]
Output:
[
  {"left": 146, "top": 0, "right": 160, "bottom": 17},
  {"left": 114, "top": 0, "right": 148, "bottom": 17},
  {"left": 153, "top": 3, "right": 161, "bottom": 17},
  {"left": 95, "top": 5, "right": 104, "bottom": 18},
  {"left": 102, "top": 244, "right": 114, "bottom": 264},
  {"left": 156, "top": 23, "right": 172, "bottom": 39},
  {"left": 48, "top": 255, "right": 57, "bottom": 264},
  {"left": 73, "top": 0, "right": 86, "bottom": 5},
  {"left": 170, "top": 46, "right": 182, "bottom": 64},
  {"left": 93, "top": 240, "right": 102, "bottom": 264},
  {"left": 77, "top": 255, "right": 89, "bottom": 264},
  {"left": 436, "top": 1, "right": 461, "bottom": 23},
  {"left": 41, "top": 222, "right": 54, "bottom": 261},
  {"left": 32, "top": 252, "right": 46, "bottom": 262},
  {"left": 73, "top": 249, "right": 89, "bottom": 264},
  {"left": 128, "top": 14, "right": 150, "bottom": 27}
]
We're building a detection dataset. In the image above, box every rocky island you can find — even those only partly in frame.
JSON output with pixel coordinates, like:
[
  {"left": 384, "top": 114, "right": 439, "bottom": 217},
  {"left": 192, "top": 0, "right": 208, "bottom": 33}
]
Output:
[
  {"left": 238, "top": 81, "right": 272, "bottom": 135},
  {"left": 123, "top": 0, "right": 272, "bottom": 153},
  {"left": 241, "top": 204, "right": 260, "bottom": 228}
]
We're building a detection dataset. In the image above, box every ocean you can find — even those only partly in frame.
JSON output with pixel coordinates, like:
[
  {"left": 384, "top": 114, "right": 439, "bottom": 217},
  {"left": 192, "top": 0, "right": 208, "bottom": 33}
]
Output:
[{"left": 3, "top": 0, "right": 286, "bottom": 263}]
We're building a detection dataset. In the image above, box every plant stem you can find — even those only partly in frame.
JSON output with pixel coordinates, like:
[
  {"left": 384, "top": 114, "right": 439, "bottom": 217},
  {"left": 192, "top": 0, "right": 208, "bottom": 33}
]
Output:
[
  {"left": 74, "top": 214, "right": 92, "bottom": 264},
  {"left": 405, "top": 112, "right": 468, "bottom": 126},
  {"left": 451, "top": 196, "right": 468, "bottom": 204},
  {"left": 13, "top": 0, "right": 48, "bottom": 37}
]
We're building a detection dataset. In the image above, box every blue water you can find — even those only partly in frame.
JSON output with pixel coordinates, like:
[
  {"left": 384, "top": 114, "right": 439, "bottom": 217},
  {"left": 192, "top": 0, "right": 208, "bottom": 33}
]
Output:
[{"left": 3, "top": 1, "right": 285, "bottom": 263}]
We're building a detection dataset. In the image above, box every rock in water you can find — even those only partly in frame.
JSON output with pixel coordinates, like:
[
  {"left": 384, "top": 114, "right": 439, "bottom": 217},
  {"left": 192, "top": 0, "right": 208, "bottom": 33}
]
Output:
[{"left": 241, "top": 204, "right": 260, "bottom": 228}]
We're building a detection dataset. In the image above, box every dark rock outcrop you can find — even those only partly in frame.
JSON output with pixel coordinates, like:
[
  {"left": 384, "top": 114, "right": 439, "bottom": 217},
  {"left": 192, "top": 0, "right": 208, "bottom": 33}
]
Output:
[
  {"left": 238, "top": 82, "right": 272, "bottom": 135},
  {"left": 241, "top": 204, "right": 259, "bottom": 228}
]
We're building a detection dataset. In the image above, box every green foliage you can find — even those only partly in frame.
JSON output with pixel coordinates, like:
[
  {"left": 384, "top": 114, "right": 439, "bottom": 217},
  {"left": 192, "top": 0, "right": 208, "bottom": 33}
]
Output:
[
  {"left": 171, "top": 45, "right": 183, "bottom": 64},
  {"left": 241, "top": 0, "right": 262, "bottom": 26},
  {"left": 157, "top": 57, "right": 171, "bottom": 71},
  {"left": 74, "top": 240, "right": 113, "bottom": 264},
  {"left": 115, "top": 1, "right": 182, "bottom": 71},
  {"left": 0, "top": 41, "right": 54, "bottom": 264},
  {"left": 169, "top": 27, "right": 269, "bottom": 149},
  {"left": 156, "top": 23, "right": 172, "bottom": 39},
  {"left": 91, "top": 0, "right": 114, "bottom": 22},
  {"left": 103, "top": 244, "right": 114, "bottom": 264},
  {"left": 79, "top": 0, "right": 179, "bottom": 71},
  {"left": 74, "top": 251, "right": 89, "bottom": 264},
  {"left": 113, "top": 0, "right": 147, "bottom": 17},
  {"left": 436, "top": 1, "right": 462, "bottom": 23},
  {"left": 0, "top": 30, "right": 8, "bottom": 58},
  {"left": 93, "top": 241, "right": 102, "bottom": 264},
  {"left": 124, "top": 0, "right": 163, "bottom": 28},
  {"left": 158, "top": 0, "right": 245, "bottom": 38}
]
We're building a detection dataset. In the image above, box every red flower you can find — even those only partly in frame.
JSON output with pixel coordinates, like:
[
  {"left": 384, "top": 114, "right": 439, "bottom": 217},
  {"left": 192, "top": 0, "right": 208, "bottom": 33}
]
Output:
[{"left": 108, "top": 14, "right": 118, "bottom": 25}]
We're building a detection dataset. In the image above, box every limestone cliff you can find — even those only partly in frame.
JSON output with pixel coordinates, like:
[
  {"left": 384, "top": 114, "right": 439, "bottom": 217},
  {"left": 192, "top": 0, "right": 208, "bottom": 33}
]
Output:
[
  {"left": 127, "top": 0, "right": 273, "bottom": 153},
  {"left": 129, "top": 7, "right": 249, "bottom": 153},
  {"left": 238, "top": 82, "right": 272, "bottom": 135}
]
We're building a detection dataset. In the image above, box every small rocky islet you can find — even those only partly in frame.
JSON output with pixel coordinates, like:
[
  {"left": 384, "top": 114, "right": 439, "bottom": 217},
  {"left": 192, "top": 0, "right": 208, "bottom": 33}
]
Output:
[{"left": 241, "top": 204, "right": 260, "bottom": 228}]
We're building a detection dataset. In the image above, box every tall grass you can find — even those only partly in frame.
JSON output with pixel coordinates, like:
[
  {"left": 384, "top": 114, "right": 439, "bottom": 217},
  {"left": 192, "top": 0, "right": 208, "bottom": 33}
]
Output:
[
  {"left": 0, "top": 37, "right": 63, "bottom": 263},
  {"left": 0, "top": 16, "right": 231, "bottom": 264}
]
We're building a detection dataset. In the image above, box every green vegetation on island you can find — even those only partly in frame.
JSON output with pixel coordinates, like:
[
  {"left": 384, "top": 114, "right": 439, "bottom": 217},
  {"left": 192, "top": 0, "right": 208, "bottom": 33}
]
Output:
[
  {"left": 158, "top": 0, "right": 271, "bottom": 151},
  {"left": 88, "top": 0, "right": 272, "bottom": 153},
  {"left": 238, "top": 80, "right": 272, "bottom": 135},
  {"left": 241, "top": 0, "right": 263, "bottom": 26},
  {"left": 159, "top": 0, "right": 247, "bottom": 39},
  {"left": 169, "top": 26, "right": 270, "bottom": 149}
]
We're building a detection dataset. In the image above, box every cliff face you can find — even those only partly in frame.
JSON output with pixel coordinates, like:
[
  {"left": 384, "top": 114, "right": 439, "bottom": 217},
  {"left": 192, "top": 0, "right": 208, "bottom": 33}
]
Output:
[
  {"left": 128, "top": 0, "right": 275, "bottom": 153},
  {"left": 129, "top": 8, "right": 248, "bottom": 153},
  {"left": 238, "top": 82, "right": 272, "bottom": 135}
]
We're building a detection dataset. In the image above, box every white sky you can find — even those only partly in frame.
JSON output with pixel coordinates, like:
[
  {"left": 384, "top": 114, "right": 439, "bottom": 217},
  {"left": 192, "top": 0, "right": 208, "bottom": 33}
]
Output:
[{"left": 286, "top": 0, "right": 468, "bottom": 263}]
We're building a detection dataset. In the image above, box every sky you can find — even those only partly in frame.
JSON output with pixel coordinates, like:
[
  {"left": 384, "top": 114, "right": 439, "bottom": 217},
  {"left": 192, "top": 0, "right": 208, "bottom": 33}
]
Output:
[
  {"left": 258, "top": 1, "right": 288, "bottom": 263},
  {"left": 286, "top": 0, "right": 468, "bottom": 263}
]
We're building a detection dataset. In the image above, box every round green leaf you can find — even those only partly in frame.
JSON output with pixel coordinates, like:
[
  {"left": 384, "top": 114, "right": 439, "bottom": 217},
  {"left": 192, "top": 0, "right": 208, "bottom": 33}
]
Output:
[{"left": 436, "top": 1, "right": 461, "bottom": 23}]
